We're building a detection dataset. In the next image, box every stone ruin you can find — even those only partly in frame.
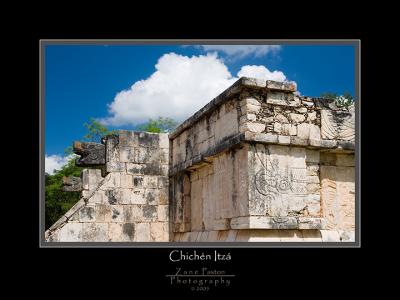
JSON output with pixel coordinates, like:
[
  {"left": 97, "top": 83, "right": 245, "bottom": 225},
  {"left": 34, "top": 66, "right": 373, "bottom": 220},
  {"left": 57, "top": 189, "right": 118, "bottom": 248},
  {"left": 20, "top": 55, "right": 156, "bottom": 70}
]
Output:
[{"left": 45, "top": 77, "right": 356, "bottom": 243}]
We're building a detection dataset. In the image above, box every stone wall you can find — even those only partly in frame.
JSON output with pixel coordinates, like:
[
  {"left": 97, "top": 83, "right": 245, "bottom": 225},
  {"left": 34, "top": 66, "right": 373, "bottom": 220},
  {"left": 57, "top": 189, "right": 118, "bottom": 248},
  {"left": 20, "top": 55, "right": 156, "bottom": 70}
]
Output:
[
  {"left": 46, "top": 77, "right": 356, "bottom": 243},
  {"left": 45, "top": 131, "right": 170, "bottom": 242},
  {"left": 169, "top": 78, "right": 356, "bottom": 242}
]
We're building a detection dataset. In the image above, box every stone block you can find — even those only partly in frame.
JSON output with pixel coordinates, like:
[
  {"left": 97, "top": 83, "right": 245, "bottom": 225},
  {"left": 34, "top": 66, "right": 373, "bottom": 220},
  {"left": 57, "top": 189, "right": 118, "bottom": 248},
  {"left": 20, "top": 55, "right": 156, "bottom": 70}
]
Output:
[
  {"left": 82, "top": 223, "right": 108, "bottom": 242},
  {"left": 306, "top": 149, "right": 320, "bottom": 163},
  {"left": 111, "top": 205, "right": 124, "bottom": 222},
  {"left": 121, "top": 223, "right": 136, "bottom": 241},
  {"left": 289, "top": 124, "right": 297, "bottom": 136},
  {"left": 126, "top": 163, "right": 145, "bottom": 175},
  {"left": 281, "top": 124, "right": 291, "bottom": 135},
  {"left": 120, "top": 174, "right": 133, "bottom": 188},
  {"left": 145, "top": 189, "right": 159, "bottom": 205},
  {"left": 214, "top": 218, "right": 230, "bottom": 230},
  {"left": 158, "top": 205, "right": 169, "bottom": 221},
  {"left": 338, "top": 230, "right": 355, "bottom": 242},
  {"left": 302, "top": 230, "right": 322, "bottom": 241},
  {"left": 241, "top": 122, "right": 266, "bottom": 133},
  {"left": 273, "top": 122, "right": 282, "bottom": 134},
  {"left": 247, "top": 230, "right": 281, "bottom": 242},
  {"left": 100, "top": 173, "right": 121, "bottom": 190},
  {"left": 297, "top": 217, "right": 324, "bottom": 229},
  {"left": 158, "top": 188, "right": 169, "bottom": 205},
  {"left": 150, "top": 222, "right": 169, "bottom": 242},
  {"left": 118, "top": 130, "right": 137, "bottom": 147},
  {"left": 320, "top": 230, "right": 341, "bottom": 242},
  {"left": 89, "top": 190, "right": 105, "bottom": 204},
  {"left": 307, "top": 183, "right": 320, "bottom": 193},
  {"left": 307, "top": 111, "right": 317, "bottom": 121},
  {"left": 307, "top": 164, "right": 319, "bottom": 176},
  {"left": 275, "top": 114, "right": 289, "bottom": 123},
  {"left": 246, "top": 97, "right": 262, "bottom": 106},
  {"left": 295, "top": 107, "right": 308, "bottom": 114},
  {"left": 95, "top": 204, "right": 112, "bottom": 222},
  {"left": 244, "top": 104, "right": 261, "bottom": 114},
  {"left": 225, "top": 230, "right": 238, "bottom": 242},
  {"left": 79, "top": 205, "right": 95, "bottom": 222},
  {"left": 130, "top": 189, "right": 147, "bottom": 205},
  {"left": 278, "top": 135, "right": 290, "bottom": 145},
  {"left": 297, "top": 123, "right": 310, "bottom": 139},
  {"left": 290, "top": 113, "right": 306, "bottom": 123},
  {"left": 106, "top": 161, "right": 125, "bottom": 173},
  {"left": 159, "top": 133, "right": 169, "bottom": 149},
  {"left": 119, "top": 147, "right": 135, "bottom": 163},
  {"left": 143, "top": 176, "right": 158, "bottom": 188},
  {"left": 336, "top": 154, "right": 355, "bottom": 167},
  {"left": 309, "top": 139, "right": 337, "bottom": 148},
  {"left": 252, "top": 132, "right": 278, "bottom": 143},
  {"left": 57, "top": 223, "right": 83, "bottom": 242},
  {"left": 247, "top": 114, "right": 257, "bottom": 121},
  {"left": 307, "top": 175, "right": 320, "bottom": 184},
  {"left": 118, "top": 189, "right": 132, "bottom": 204},
  {"left": 309, "top": 124, "right": 321, "bottom": 140},
  {"left": 141, "top": 205, "right": 158, "bottom": 221},
  {"left": 108, "top": 223, "right": 123, "bottom": 242},
  {"left": 290, "top": 136, "right": 308, "bottom": 146},
  {"left": 279, "top": 230, "right": 304, "bottom": 242},
  {"left": 266, "top": 80, "right": 296, "bottom": 92},
  {"left": 266, "top": 91, "right": 299, "bottom": 107},
  {"left": 135, "top": 223, "right": 150, "bottom": 241}
]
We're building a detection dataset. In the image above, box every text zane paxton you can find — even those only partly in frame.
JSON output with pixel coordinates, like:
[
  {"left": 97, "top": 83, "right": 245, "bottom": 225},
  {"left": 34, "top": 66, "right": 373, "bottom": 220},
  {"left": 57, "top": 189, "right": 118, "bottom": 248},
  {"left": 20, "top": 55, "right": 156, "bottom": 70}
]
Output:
[{"left": 169, "top": 250, "right": 231, "bottom": 262}]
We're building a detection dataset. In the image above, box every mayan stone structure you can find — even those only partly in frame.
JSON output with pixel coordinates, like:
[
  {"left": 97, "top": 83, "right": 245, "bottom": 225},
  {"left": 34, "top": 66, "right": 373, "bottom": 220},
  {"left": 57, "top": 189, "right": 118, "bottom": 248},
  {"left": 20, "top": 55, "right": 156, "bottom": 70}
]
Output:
[{"left": 45, "top": 77, "right": 356, "bottom": 243}]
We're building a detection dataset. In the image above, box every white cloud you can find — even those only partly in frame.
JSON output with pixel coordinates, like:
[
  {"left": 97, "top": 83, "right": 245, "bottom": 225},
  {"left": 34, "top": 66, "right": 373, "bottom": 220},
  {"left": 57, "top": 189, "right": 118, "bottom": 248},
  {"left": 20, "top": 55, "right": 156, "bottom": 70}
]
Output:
[
  {"left": 199, "top": 45, "right": 281, "bottom": 59},
  {"left": 101, "top": 53, "right": 237, "bottom": 126},
  {"left": 101, "top": 52, "right": 293, "bottom": 126},
  {"left": 45, "top": 154, "right": 73, "bottom": 175},
  {"left": 237, "top": 65, "right": 287, "bottom": 82}
]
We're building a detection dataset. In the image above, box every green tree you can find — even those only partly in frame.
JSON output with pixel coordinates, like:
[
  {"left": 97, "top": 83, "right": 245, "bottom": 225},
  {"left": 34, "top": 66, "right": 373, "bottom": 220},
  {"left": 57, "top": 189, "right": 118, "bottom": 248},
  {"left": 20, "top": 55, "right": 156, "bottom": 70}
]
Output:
[
  {"left": 83, "top": 117, "right": 116, "bottom": 142},
  {"left": 45, "top": 118, "right": 114, "bottom": 229},
  {"left": 137, "top": 117, "right": 178, "bottom": 133}
]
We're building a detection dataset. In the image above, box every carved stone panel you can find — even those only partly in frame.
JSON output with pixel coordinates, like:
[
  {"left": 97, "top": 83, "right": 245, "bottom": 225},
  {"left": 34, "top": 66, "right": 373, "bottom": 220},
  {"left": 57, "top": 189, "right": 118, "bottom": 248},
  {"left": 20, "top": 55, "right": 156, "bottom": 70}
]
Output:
[{"left": 248, "top": 144, "right": 321, "bottom": 226}]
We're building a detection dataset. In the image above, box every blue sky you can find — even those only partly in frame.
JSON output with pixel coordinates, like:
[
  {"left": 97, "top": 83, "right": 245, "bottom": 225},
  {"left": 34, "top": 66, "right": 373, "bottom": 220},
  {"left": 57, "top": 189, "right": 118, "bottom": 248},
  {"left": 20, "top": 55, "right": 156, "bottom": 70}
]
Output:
[{"left": 44, "top": 44, "right": 355, "bottom": 173}]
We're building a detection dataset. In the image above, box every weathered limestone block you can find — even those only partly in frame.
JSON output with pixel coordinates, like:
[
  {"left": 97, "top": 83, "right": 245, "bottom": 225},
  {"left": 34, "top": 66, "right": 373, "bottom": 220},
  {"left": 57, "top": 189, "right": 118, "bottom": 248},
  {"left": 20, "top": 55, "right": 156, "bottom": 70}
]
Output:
[
  {"left": 62, "top": 176, "right": 82, "bottom": 192},
  {"left": 79, "top": 205, "right": 95, "bottom": 222},
  {"left": 99, "top": 173, "right": 121, "bottom": 190},
  {"left": 73, "top": 141, "right": 105, "bottom": 166},
  {"left": 150, "top": 222, "right": 169, "bottom": 241},
  {"left": 157, "top": 205, "right": 169, "bottom": 221},
  {"left": 81, "top": 223, "right": 108, "bottom": 242},
  {"left": 119, "top": 147, "right": 135, "bottom": 163},
  {"left": 267, "top": 91, "right": 300, "bottom": 107},
  {"left": 106, "top": 161, "right": 125, "bottom": 173},
  {"left": 57, "top": 223, "right": 83, "bottom": 242},
  {"left": 118, "top": 223, "right": 135, "bottom": 241},
  {"left": 95, "top": 204, "right": 112, "bottom": 222},
  {"left": 320, "top": 230, "right": 341, "bottom": 242},
  {"left": 320, "top": 165, "right": 355, "bottom": 231},
  {"left": 240, "top": 122, "right": 266, "bottom": 133},
  {"left": 289, "top": 113, "right": 306, "bottom": 123},
  {"left": 266, "top": 80, "right": 297, "bottom": 92},
  {"left": 135, "top": 223, "right": 150, "bottom": 241},
  {"left": 279, "top": 230, "right": 304, "bottom": 242}
]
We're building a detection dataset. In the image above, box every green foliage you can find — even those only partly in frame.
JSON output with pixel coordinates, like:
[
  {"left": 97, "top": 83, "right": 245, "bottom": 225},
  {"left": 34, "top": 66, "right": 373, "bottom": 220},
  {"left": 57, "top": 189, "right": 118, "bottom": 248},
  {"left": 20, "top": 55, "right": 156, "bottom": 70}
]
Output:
[
  {"left": 83, "top": 118, "right": 116, "bottom": 142},
  {"left": 45, "top": 118, "right": 115, "bottom": 229},
  {"left": 320, "top": 91, "right": 355, "bottom": 108},
  {"left": 45, "top": 158, "right": 83, "bottom": 229},
  {"left": 137, "top": 117, "right": 178, "bottom": 133}
]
